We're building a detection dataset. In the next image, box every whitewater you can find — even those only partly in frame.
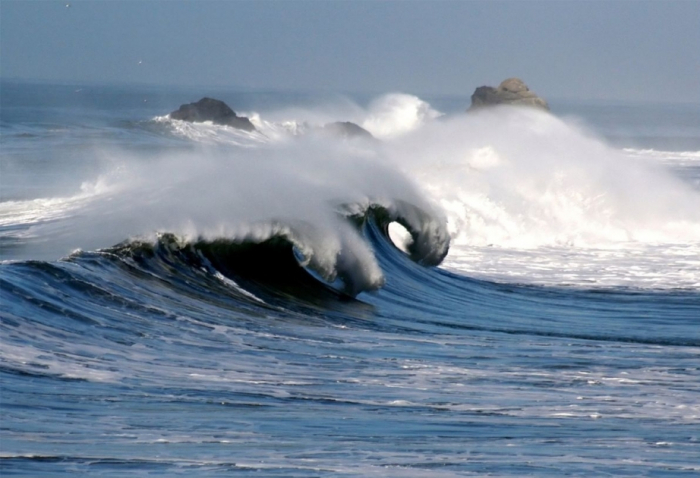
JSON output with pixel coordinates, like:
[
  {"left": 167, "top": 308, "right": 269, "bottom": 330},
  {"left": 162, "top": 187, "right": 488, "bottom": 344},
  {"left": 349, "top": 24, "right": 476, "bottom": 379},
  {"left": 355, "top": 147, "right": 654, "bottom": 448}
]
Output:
[{"left": 1, "top": 81, "right": 699, "bottom": 476}]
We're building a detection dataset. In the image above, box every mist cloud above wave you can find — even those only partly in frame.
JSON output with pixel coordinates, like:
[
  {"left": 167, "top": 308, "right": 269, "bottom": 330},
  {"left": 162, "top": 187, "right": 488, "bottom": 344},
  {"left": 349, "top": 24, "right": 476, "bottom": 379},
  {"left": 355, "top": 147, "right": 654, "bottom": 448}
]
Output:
[{"left": 377, "top": 104, "right": 700, "bottom": 248}]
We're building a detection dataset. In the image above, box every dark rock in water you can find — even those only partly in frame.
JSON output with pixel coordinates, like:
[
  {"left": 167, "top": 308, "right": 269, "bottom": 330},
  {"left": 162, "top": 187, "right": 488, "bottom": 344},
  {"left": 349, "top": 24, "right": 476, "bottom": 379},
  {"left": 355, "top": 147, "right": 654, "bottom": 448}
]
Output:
[
  {"left": 169, "top": 97, "right": 256, "bottom": 131},
  {"left": 469, "top": 78, "right": 549, "bottom": 111},
  {"left": 321, "top": 121, "right": 375, "bottom": 140}
]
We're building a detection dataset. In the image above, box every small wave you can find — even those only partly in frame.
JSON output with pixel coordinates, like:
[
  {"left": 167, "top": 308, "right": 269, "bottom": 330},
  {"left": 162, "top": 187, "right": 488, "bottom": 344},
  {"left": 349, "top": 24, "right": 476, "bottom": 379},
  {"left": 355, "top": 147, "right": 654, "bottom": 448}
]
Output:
[
  {"left": 623, "top": 147, "right": 700, "bottom": 165},
  {"left": 0, "top": 173, "right": 117, "bottom": 221}
]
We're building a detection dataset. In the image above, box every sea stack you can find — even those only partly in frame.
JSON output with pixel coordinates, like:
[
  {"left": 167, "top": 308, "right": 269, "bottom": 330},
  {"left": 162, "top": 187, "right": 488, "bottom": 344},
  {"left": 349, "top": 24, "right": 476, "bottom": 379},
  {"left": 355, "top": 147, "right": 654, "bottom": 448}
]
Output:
[
  {"left": 469, "top": 78, "right": 549, "bottom": 111},
  {"left": 321, "top": 121, "right": 375, "bottom": 140},
  {"left": 169, "top": 97, "right": 256, "bottom": 132}
]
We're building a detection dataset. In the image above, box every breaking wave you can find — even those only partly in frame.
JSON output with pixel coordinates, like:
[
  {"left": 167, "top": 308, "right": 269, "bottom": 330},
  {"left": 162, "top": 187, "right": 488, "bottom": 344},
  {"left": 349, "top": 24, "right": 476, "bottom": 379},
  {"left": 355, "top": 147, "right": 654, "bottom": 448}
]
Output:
[{"left": 2, "top": 93, "right": 699, "bottom": 289}]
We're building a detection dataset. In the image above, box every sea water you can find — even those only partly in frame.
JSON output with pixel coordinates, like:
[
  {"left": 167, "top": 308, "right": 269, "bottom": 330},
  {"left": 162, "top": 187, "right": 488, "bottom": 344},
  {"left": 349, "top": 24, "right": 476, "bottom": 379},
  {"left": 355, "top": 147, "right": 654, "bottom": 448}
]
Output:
[{"left": 1, "top": 80, "right": 699, "bottom": 476}]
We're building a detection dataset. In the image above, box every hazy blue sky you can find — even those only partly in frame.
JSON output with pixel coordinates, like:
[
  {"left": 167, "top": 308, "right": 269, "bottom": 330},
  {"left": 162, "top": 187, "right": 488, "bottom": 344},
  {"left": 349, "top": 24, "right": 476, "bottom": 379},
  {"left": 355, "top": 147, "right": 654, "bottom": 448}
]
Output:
[{"left": 2, "top": 0, "right": 699, "bottom": 103}]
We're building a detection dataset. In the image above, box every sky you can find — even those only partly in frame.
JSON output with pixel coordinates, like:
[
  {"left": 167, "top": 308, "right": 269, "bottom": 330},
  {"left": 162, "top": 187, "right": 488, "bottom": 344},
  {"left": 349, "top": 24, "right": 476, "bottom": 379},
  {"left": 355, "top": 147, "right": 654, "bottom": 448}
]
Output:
[{"left": 1, "top": 0, "right": 699, "bottom": 103}]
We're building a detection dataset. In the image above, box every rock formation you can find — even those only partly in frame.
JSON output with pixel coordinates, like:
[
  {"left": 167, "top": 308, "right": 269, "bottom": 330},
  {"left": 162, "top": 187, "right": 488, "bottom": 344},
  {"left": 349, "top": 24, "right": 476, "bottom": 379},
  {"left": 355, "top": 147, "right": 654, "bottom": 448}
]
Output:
[
  {"left": 169, "top": 97, "right": 256, "bottom": 131},
  {"left": 321, "top": 121, "right": 375, "bottom": 140},
  {"left": 469, "top": 78, "right": 549, "bottom": 111}
]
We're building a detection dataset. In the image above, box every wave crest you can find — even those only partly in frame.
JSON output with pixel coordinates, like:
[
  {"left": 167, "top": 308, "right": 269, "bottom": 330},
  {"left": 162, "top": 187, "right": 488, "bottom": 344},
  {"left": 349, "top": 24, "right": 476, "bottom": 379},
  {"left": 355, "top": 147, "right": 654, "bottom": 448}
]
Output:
[{"left": 106, "top": 199, "right": 449, "bottom": 298}]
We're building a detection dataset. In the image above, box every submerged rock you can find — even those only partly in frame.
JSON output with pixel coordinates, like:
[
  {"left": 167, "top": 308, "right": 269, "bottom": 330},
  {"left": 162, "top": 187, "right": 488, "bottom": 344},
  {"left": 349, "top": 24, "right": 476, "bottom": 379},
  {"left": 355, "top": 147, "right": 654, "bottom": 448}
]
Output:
[
  {"left": 469, "top": 78, "right": 549, "bottom": 111},
  {"left": 321, "top": 121, "right": 375, "bottom": 140},
  {"left": 169, "top": 97, "right": 256, "bottom": 131}
]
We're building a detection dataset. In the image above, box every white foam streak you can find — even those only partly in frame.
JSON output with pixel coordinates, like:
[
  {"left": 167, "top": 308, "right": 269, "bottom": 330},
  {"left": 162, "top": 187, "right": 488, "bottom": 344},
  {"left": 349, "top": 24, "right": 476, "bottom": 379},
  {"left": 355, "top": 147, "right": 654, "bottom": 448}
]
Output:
[
  {"left": 623, "top": 148, "right": 700, "bottom": 167},
  {"left": 155, "top": 115, "right": 269, "bottom": 146}
]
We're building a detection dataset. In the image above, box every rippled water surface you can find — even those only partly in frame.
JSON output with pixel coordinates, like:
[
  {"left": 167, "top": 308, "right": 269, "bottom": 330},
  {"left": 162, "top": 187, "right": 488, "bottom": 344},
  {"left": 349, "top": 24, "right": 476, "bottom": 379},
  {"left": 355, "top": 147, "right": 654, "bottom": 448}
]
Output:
[{"left": 2, "top": 81, "right": 699, "bottom": 476}]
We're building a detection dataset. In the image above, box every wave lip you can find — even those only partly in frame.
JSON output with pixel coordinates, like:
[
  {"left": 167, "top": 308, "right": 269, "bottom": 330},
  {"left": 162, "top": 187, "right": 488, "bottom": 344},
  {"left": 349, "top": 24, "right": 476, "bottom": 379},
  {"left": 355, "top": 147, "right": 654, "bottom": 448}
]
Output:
[
  {"left": 101, "top": 196, "right": 450, "bottom": 301},
  {"left": 358, "top": 200, "right": 450, "bottom": 267}
]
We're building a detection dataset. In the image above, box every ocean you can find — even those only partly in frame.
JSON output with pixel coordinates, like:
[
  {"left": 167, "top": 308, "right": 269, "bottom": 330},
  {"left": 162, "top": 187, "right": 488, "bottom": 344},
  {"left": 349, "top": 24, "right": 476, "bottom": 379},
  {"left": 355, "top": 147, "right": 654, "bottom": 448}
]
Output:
[{"left": 1, "top": 80, "right": 699, "bottom": 476}]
